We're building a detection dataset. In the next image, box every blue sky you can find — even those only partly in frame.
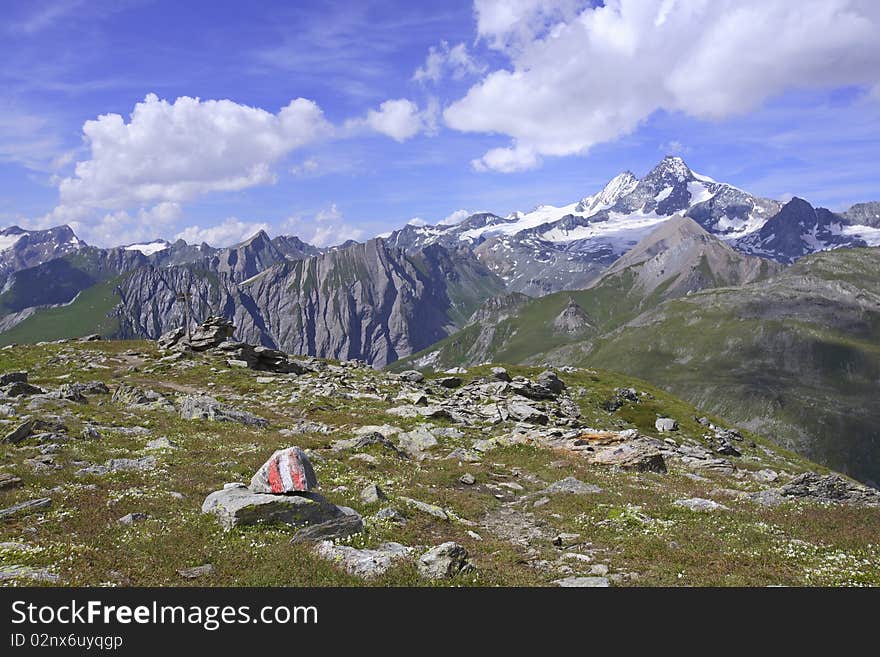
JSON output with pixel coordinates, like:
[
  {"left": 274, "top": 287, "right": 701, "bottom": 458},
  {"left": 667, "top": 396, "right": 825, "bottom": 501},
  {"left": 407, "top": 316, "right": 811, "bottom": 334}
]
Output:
[{"left": 1, "top": 0, "right": 879, "bottom": 246}]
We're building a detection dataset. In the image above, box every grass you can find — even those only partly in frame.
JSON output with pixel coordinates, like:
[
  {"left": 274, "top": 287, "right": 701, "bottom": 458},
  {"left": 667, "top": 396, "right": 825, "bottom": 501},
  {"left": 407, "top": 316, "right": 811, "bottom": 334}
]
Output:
[{"left": 1, "top": 340, "right": 878, "bottom": 587}]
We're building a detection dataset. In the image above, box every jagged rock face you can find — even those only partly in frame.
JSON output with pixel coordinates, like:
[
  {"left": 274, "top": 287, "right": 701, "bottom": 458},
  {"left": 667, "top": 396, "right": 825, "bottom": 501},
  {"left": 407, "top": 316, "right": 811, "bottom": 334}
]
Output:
[
  {"left": 552, "top": 299, "right": 593, "bottom": 334},
  {"left": 114, "top": 239, "right": 502, "bottom": 367},
  {"left": 0, "top": 225, "right": 85, "bottom": 284},
  {"left": 842, "top": 201, "right": 880, "bottom": 228},
  {"left": 736, "top": 197, "right": 866, "bottom": 263},
  {"left": 209, "top": 230, "right": 289, "bottom": 283}
]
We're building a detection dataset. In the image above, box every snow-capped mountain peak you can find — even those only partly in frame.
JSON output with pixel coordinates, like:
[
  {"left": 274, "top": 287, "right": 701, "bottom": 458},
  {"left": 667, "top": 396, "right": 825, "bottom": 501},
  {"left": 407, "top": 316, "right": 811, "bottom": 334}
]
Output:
[{"left": 576, "top": 171, "right": 639, "bottom": 215}]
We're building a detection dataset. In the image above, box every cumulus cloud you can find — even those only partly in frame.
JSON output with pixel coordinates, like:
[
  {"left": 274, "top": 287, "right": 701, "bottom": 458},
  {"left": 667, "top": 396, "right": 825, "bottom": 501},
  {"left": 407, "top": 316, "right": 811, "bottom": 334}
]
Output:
[
  {"left": 175, "top": 217, "right": 271, "bottom": 247},
  {"left": 70, "top": 202, "right": 182, "bottom": 246},
  {"left": 348, "top": 99, "right": 435, "bottom": 142},
  {"left": 57, "top": 93, "right": 331, "bottom": 210},
  {"left": 439, "top": 209, "right": 472, "bottom": 226},
  {"left": 449, "top": 0, "right": 880, "bottom": 171},
  {"left": 413, "top": 41, "right": 486, "bottom": 83}
]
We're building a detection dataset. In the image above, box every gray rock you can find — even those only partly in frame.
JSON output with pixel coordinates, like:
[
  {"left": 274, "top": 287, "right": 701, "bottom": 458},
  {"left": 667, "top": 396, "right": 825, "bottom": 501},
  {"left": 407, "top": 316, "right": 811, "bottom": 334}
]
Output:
[
  {"left": 249, "top": 447, "right": 318, "bottom": 494},
  {"left": 112, "top": 383, "right": 172, "bottom": 409},
  {"left": 655, "top": 417, "right": 679, "bottom": 432},
  {"left": 179, "top": 395, "right": 268, "bottom": 427},
  {"left": 508, "top": 402, "right": 549, "bottom": 425},
  {"left": 417, "top": 542, "right": 472, "bottom": 579},
  {"left": 554, "top": 576, "right": 610, "bottom": 587},
  {"left": 0, "top": 371, "right": 28, "bottom": 386},
  {"left": 542, "top": 477, "right": 602, "bottom": 495},
  {"left": 399, "top": 370, "right": 425, "bottom": 383},
  {"left": 674, "top": 497, "right": 729, "bottom": 512},
  {"left": 536, "top": 370, "right": 565, "bottom": 393},
  {"left": 491, "top": 367, "right": 512, "bottom": 382},
  {"left": 201, "top": 485, "right": 344, "bottom": 530},
  {"left": 360, "top": 483, "right": 387, "bottom": 504},
  {"left": 0, "top": 497, "right": 52, "bottom": 520},
  {"left": 437, "top": 376, "right": 462, "bottom": 389},
  {"left": 753, "top": 469, "right": 779, "bottom": 483},
  {"left": 399, "top": 496, "right": 449, "bottom": 520},
  {"left": 396, "top": 428, "right": 438, "bottom": 459},
  {"left": 75, "top": 456, "right": 157, "bottom": 477},
  {"left": 0, "top": 565, "right": 60, "bottom": 583},
  {"left": 313, "top": 540, "right": 412, "bottom": 579},
  {"left": 375, "top": 507, "right": 406, "bottom": 523},
  {"left": 145, "top": 436, "right": 177, "bottom": 450},
  {"left": 118, "top": 512, "right": 149, "bottom": 525},
  {"left": 289, "top": 512, "right": 364, "bottom": 544},
  {"left": 4, "top": 381, "right": 44, "bottom": 396},
  {"left": 459, "top": 473, "right": 476, "bottom": 485},
  {"left": 778, "top": 472, "right": 880, "bottom": 506},
  {"left": 177, "top": 564, "right": 214, "bottom": 579},
  {"left": 592, "top": 441, "right": 667, "bottom": 473},
  {"left": 0, "top": 473, "right": 23, "bottom": 490}
]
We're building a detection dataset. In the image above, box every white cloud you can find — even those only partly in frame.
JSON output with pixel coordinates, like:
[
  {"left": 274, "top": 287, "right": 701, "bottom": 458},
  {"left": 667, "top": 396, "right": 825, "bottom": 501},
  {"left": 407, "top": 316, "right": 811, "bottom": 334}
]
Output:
[
  {"left": 290, "top": 158, "right": 320, "bottom": 176},
  {"left": 56, "top": 93, "right": 331, "bottom": 212},
  {"left": 449, "top": 0, "right": 880, "bottom": 171},
  {"left": 407, "top": 217, "right": 427, "bottom": 226},
  {"left": 71, "top": 202, "right": 183, "bottom": 246},
  {"left": 315, "top": 203, "right": 343, "bottom": 222},
  {"left": 413, "top": 41, "right": 486, "bottom": 83},
  {"left": 439, "top": 209, "right": 472, "bottom": 226},
  {"left": 348, "top": 99, "right": 435, "bottom": 142},
  {"left": 175, "top": 217, "right": 270, "bottom": 247}
]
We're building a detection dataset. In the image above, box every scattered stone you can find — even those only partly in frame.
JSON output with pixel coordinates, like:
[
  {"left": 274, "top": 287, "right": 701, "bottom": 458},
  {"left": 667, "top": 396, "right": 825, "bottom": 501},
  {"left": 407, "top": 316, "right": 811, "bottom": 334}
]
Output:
[
  {"left": 4, "top": 381, "right": 44, "bottom": 396},
  {"left": 778, "top": 472, "right": 880, "bottom": 506},
  {"left": 591, "top": 441, "right": 667, "bottom": 473},
  {"left": 289, "top": 512, "right": 364, "bottom": 544},
  {"left": 491, "top": 367, "right": 511, "bottom": 382},
  {"left": 536, "top": 370, "right": 565, "bottom": 393},
  {"left": 76, "top": 456, "right": 157, "bottom": 477},
  {"left": 396, "top": 427, "right": 438, "bottom": 459},
  {"left": 554, "top": 576, "right": 610, "bottom": 587},
  {"left": 375, "top": 507, "right": 406, "bottom": 523},
  {"left": 177, "top": 564, "right": 214, "bottom": 579},
  {"left": 0, "top": 497, "right": 52, "bottom": 520},
  {"left": 437, "top": 376, "right": 463, "bottom": 389},
  {"left": 674, "top": 498, "right": 729, "bottom": 512},
  {"left": 313, "top": 541, "right": 412, "bottom": 579},
  {"left": 80, "top": 425, "right": 102, "bottom": 440},
  {"left": 145, "top": 436, "right": 177, "bottom": 450},
  {"left": 186, "top": 316, "right": 235, "bottom": 351},
  {"left": 398, "top": 370, "right": 425, "bottom": 383},
  {"left": 552, "top": 533, "right": 581, "bottom": 547},
  {"left": 118, "top": 512, "right": 149, "bottom": 525},
  {"left": 201, "top": 484, "right": 344, "bottom": 530},
  {"left": 0, "top": 473, "right": 23, "bottom": 490},
  {"left": 655, "top": 417, "right": 678, "bottom": 432},
  {"left": 417, "top": 542, "right": 473, "bottom": 579},
  {"left": 753, "top": 469, "right": 779, "bottom": 483},
  {"left": 542, "top": 477, "right": 602, "bottom": 495},
  {"left": 399, "top": 496, "right": 449, "bottom": 520},
  {"left": 112, "top": 383, "right": 172, "bottom": 409},
  {"left": 459, "top": 473, "right": 476, "bottom": 486},
  {"left": 360, "top": 483, "right": 387, "bottom": 504},
  {"left": 0, "top": 565, "right": 60, "bottom": 583},
  {"left": 508, "top": 402, "right": 549, "bottom": 425},
  {"left": 0, "top": 371, "right": 28, "bottom": 386},
  {"left": 250, "top": 447, "right": 318, "bottom": 494},
  {"left": 179, "top": 395, "right": 268, "bottom": 427}
]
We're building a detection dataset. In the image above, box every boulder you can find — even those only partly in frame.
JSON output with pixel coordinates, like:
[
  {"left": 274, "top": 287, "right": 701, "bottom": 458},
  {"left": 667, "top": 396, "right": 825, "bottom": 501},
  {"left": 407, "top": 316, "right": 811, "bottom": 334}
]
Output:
[
  {"left": 655, "top": 417, "right": 678, "bottom": 432},
  {"left": 0, "top": 371, "right": 28, "bottom": 386},
  {"left": 491, "top": 367, "right": 512, "bottom": 382},
  {"left": 250, "top": 447, "right": 318, "bottom": 494},
  {"left": 508, "top": 402, "right": 549, "bottom": 425},
  {"left": 542, "top": 477, "right": 602, "bottom": 495},
  {"left": 417, "top": 542, "right": 473, "bottom": 579},
  {"left": 177, "top": 564, "right": 214, "bottom": 579},
  {"left": 778, "top": 472, "right": 880, "bottom": 506},
  {"left": 536, "top": 370, "right": 565, "bottom": 394},
  {"left": 360, "top": 483, "right": 387, "bottom": 504},
  {"left": 674, "top": 498, "right": 729, "bottom": 512},
  {"left": 201, "top": 484, "right": 344, "bottom": 530},
  {"left": 289, "top": 512, "right": 364, "bottom": 544},
  {"left": 75, "top": 456, "right": 156, "bottom": 477},
  {"left": 179, "top": 395, "right": 268, "bottom": 427},
  {"left": 4, "top": 381, "right": 44, "bottom": 396},
  {"left": 187, "top": 316, "right": 235, "bottom": 351},
  {"left": 399, "top": 370, "right": 425, "bottom": 383},
  {"left": 437, "top": 376, "right": 463, "bottom": 389},
  {"left": 112, "top": 383, "right": 172, "bottom": 409},
  {"left": 591, "top": 441, "right": 667, "bottom": 473},
  {"left": 313, "top": 541, "right": 412, "bottom": 579},
  {"left": 158, "top": 327, "right": 185, "bottom": 350},
  {"left": 554, "top": 576, "right": 610, "bottom": 587},
  {"left": 396, "top": 427, "right": 438, "bottom": 459}
]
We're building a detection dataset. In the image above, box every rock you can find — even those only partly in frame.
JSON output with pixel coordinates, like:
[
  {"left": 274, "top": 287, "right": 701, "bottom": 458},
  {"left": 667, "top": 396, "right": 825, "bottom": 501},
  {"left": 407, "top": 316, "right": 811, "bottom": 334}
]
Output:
[
  {"left": 0, "top": 497, "right": 52, "bottom": 520},
  {"left": 437, "top": 376, "right": 462, "bottom": 389},
  {"left": 332, "top": 432, "right": 406, "bottom": 458},
  {"left": 4, "top": 381, "right": 44, "bottom": 396},
  {"left": 459, "top": 473, "right": 476, "bottom": 485},
  {"left": 536, "top": 370, "right": 565, "bottom": 393},
  {"left": 313, "top": 541, "right": 412, "bottom": 579},
  {"left": 655, "top": 417, "right": 678, "bottom": 432},
  {"left": 145, "top": 436, "right": 177, "bottom": 450},
  {"left": 118, "top": 512, "right": 149, "bottom": 525},
  {"left": 360, "top": 483, "right": 387, "bottom": 504},
  {"left": 112, "top": 383, "right": 172, "bottom": 409},
  {"left": 249, "top": 447, "right": 318, "bottom": 494},
  {"left": 491, "top": 366, "right": 512, "bottom": 382},
  {"left": 0, "top": 404, "right": 15, "bottom": 416},
  {"left": 552, "top": 533, "right": 581, "bottom": 547},
  {"left": 186, "top": 316, "right": 235, "bottom": 351},
  {"left": 554, "top": 576, "right": 610, "bottom": 587},
  {"left": 280, "top": 420, "right": 333, "bottom": 436},
  {"left": 753, "top": 469, "right": 779, "bottom": 483},
  {"left": 417, "top": 542, "right": 472, "bottom": 579},
  {"left": 158, "top": 326, "right": 186, "bottom": 350},
  {"left": 179, "top": 395, "right": 268, "bottom": 427},
  {"left": 398, "top": 370, "right": 425, "bottom": 383},
  {"left": 80, "top": 426, "right": 102, "bottom": 440},
  {"left": 399, "top": 496, "right": 449, "bottom": 520},
  {"left": 509, "top": 381, "right": 556, "bottom": 401},
  {"left": 289, "top": 513, "right": 364, "bottom": 544},
  {"left": 396, "top": 427, "right": 438, "bottom": 459},
  {"left": 79, "top": 333, "right": 102, "bottom": 342},
  {"left": 75, "top": 456, "right": 157, "bottom": 477},
  {"left": 674, "top": 497, "right": 729, "bottom": 511},
  {"left": 0, "top": 473, "right": 23, "bottom": 490},
  {"left": 2, "top": 419, "right": 36, "bottom": 444},
  {"left": 591, "top": 441, "right": 667, "bottom": 473},
  {"left": 375, "top": 507, "right": 407, "bottom": 523},
  {"left": 542, "top": 477, "right": 602, "bottom": 495},
  {"left": 201, "top": 484, "right": 344, "bottom": 530},
  {"left": 508, "top": 402, "right": 549, "bottom": 425},
  {"left": 0, "top": 565, "right": 60, "bottom": 583},
  {"left": 778, "top": 472, "right": 880, "bottom": 506},
  {"left": 715, "top": 441, "right": 741, "bottom": 457},
  {"left": 177, "top": 564, "right": 214, "bottom": 579},
  {"left": 0, "top": 371, "right": 28, "bottom": 386}
]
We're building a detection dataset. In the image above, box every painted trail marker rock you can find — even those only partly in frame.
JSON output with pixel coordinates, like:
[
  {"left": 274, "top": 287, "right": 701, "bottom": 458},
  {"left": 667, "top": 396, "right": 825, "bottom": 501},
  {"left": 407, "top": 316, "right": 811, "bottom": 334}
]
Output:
[{"left": 250, "top": 446, "right": 318, "bottom": 494}]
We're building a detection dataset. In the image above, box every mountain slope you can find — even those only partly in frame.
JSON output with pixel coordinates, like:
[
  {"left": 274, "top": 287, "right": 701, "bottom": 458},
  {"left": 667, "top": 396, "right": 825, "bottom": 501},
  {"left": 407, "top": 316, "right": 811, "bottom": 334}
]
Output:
[
  {"left": 0, "top": 224, "right": 86, "bottom": 284},
  {"left": 398, "top": 216, "right": 778, "bottom": 370}
]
